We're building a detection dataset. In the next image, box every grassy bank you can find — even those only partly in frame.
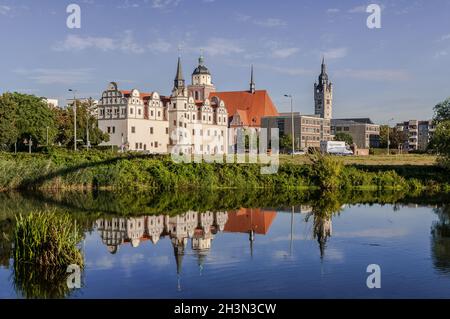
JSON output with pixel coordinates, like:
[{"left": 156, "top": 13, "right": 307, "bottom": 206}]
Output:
[{"left": 0, "top": 150, "right": 448, "bottom": 192}]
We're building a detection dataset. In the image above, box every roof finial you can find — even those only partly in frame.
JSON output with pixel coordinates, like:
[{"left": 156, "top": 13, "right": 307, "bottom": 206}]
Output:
[
  {"left": 199, "top": 48, "right": 204, "bottom": 66},
  {"left": 250, "top": 65, "right": 255, "bottom": 94}
]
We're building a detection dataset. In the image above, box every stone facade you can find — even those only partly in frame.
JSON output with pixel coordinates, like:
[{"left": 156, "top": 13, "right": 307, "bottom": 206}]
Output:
[{"left": 97, "top": 56, "right": 228, "bottom": 155}]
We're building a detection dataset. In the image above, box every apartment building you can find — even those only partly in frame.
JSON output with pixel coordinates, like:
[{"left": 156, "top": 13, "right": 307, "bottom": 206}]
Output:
[{"left": 396, "top": 120, "right": 435, "bottom": 151}]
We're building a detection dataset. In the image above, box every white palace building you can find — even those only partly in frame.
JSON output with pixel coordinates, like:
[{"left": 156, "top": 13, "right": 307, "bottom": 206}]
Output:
[{"left": 97, "top": 55, "right": 229, "bottom": 155}]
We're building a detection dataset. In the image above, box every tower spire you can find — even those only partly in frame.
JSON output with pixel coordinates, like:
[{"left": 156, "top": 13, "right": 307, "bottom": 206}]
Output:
[
  {"left": 321, "top": 56, "right": 326, "bottom": 75},
  {"left": 174, "top": 56, "right": 185, "bottom": 90},
  {"left": 249, "top": 65, "right": 255, "bottom": 94}
]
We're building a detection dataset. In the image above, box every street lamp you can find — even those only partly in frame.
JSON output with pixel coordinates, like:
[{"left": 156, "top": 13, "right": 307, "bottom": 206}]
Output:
[
  {"left": 387, "top": 117, "right": 394, "bottom": 155},
  {"left": 69, "top": 89, "right": 78, "bottom": 151},
  {"left": 284, "top": 94, "right": 295, "bottom": 157}
]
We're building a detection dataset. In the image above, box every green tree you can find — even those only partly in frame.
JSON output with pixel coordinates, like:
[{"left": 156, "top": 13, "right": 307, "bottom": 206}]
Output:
[
  {"left": 0, "top": 93, "right": 57, "bottom": 151},
  {"left": 280, "top": 134, "right": 293, "bottom": 153},
  {"left": 433, "top": 97, "right": 450, "bottom": 124},
  {"left": 430, "top": 120, "right": 450, "bottom": 167},
  {"left": 334, "top": 132, "right": 353, "bottom": 145},
  {"left": 55, "top": 100, "right": 109, "bottom": 148},
  {"left": 379, "top": 125, "right": 389, "bottom": 148},
  {"left": 0, "top": 93, "right": 19, "bottom": 150}
]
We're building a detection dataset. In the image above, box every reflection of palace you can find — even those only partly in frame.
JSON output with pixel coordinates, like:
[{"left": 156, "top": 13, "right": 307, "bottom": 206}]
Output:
[{"left": 95, "top": 209, "right": 277, "bottom": 274}]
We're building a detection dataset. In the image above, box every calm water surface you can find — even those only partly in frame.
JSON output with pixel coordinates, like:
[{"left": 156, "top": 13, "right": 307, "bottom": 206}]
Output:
[{"left": 0, "top": 191, "right": 449, "bottom": 299}]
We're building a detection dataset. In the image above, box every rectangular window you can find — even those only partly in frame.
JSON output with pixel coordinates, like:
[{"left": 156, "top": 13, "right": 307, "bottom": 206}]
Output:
[
  {"left": 107, "top": 127, "right": 111, "bottom": 133},
  {"left": 158, "top": 111, "right": 161, "bottom": 117},
  {"left": 155, "top": 141, "right": 158, "bottom": 148},
  {"left": 151, "top": 110, "right": 154, "bottom": 117},
  {"left": 131, "top": 126, "right": 136, "bottom": 133},
  {"left": 135, "top": 143, "right": 138, "bottom": 149},
  {"left": 166, "top": 127, "right": 169, "bottom": 134},
  {"left": 192, "top": 129, "right": 195, "bottom": 136},
  {"left": 173, "top": 120, "right": 176, "bottom": 126},
  {"left": 130, "top": 108, "right": 133, "bottom": 115},
  {"left": 112, "top": 127, "right": 115, "bottom": 134},
  {"left": 150, "top": 127, "right": 154, "bottom": 134}
]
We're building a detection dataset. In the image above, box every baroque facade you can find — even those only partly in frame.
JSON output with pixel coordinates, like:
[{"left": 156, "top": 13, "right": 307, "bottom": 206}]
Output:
[{"left": 97, "top": 56, "right": 228, "bottom": 155}]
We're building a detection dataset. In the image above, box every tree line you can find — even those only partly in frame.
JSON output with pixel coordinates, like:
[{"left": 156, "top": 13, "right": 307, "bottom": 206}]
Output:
[{"left": 0, "top": 92, "right": 109, "bottom": 152}]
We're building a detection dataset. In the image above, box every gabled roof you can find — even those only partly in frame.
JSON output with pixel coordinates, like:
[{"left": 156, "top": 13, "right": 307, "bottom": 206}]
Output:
[
  {"left": 224, "top": 208, "right": 277, "bottom": 235},
  {"left": 120, "top": 90, "right": 152, "bottom": 99},
  {"left": 209, "top": 90, "right": 279, "bottom": 127}
]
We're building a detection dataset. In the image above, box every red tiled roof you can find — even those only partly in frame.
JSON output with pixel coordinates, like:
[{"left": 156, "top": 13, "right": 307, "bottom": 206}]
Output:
[
  {"left": 224, "top": 208, "right": 277, "bottom": 235},
  {"left": 120, "top": 90, "right": 152, "bottom": 99},
  {"left": 209, "top": 90, "right": 279, "bottom": 127}
]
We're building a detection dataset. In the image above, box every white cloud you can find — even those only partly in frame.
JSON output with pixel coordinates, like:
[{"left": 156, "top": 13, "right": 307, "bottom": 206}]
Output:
[
  {"left": 258, "top": 64, "right": 313, "bottom": 76},
  {"left": 348, "top": 5, "right": 367, "bottom": 13},
  {"left": 335, "top": 69, "right": 411, "bottom": 81},
  {"left": 0, "top": 5, "right": 11, "bottom": 15},
  {"left": 117, "top": 0, "right": 140, "bottom": 9},
  {"left": 434, "top": 50, "right": 448, "bottom": 58},
  {"left": 202, "top": 38, "right": 244, "bottom": 56},
  {"left": 53, "top": 31, "right": 145, "bottom": 54},
  {"left": 439, "top": 34, "right": 450, "bottom": 41},
  {"left": 322, "top": 47, "right": 348, "bottom": 59},
  {"left": 236, "top": 14, "right": 287, "bottom": 28},
  {"left": 253, "top": 18, "right": 287, "bottom": 28},
  {"left": 272, "top": 47, "right": 300, "bottom": 59},
  {"left": 327, "top": 8, "right": 340, "bottom": 14},
  {"left": 151, "top": 0, "right": 181, "bottom": 9},
  {"left": 14, "top": 68, "right": 95, "bottom": 85},
  {"left": 148, "top": 38, "right": 172, "bottom": 53}
]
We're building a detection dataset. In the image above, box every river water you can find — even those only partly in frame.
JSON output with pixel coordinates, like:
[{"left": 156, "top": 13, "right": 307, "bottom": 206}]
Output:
[{"left": 0, "top": 190, "right": 449, "bottom": 298}]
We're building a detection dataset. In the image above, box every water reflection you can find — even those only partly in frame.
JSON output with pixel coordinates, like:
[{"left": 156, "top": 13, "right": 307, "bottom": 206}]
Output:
[
  {"left": 1, "top": 190, "right": 450, "bottom": 298},
  {"left": 431, "top": 204, "right": 450, "bottom": 274},
  {"left": 95, "top": 209, "right": 278, "bottom": 273}
]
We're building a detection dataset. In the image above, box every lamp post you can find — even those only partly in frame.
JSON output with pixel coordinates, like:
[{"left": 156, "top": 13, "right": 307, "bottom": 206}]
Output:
[
  {"left": 387, "top": 117, "right": 394, "bottom": 155},
  {"left": 284, "top": 94, "right": 295, "bottom": 157},
  {"left": 69, "top": 89, "right": 78, "bottom": 151}
]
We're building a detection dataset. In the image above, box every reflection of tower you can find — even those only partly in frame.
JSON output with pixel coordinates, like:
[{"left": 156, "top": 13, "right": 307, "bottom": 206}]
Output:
[
  {"left": 214, "top": 211, "right": 228, "bottom": 233},
  {"left": 249, "top": 209, "right": 255, "bottom": 258},
  {"left": 313, "top": 216, "right": 333, "bottom": 259},
  {"left": 172, "top": 237, "right": 187, "bottom": 292}
]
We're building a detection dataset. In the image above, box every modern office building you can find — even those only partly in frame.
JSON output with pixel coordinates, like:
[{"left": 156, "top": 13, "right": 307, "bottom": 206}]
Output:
[{"left": 331, "top": 118, "right": 380, "bottom": 148}]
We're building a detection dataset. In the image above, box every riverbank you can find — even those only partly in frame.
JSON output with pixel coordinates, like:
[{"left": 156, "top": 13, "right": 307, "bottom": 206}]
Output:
[{"left": 0, "top": 150, "right": 448, "bottom": 192}]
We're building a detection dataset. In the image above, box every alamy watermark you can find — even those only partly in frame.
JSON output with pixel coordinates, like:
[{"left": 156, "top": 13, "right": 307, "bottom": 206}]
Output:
[
  {"left": 366, "top": 4, "right": 382, "bottom": 29},
  {"left": 67, "top": 264, "right": 81, "bottom": 289},
  {"left": 366, "top": 264, "right": 381, "bottom": 289},
  {"left": 170, "top": 127, "right": 279, "bottom": 175},
  {"left": 66, "top": 4, "right": 81, "bottom": 29}
]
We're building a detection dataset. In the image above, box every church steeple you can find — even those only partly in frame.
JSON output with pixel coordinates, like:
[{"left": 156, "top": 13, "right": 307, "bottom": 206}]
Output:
[
  {"left": 249, "top": 65, "right": 255, "bottom": 94},
  {"left": 174, "top": 57, "right": 185, "bottom": 90},
  {"left": 318, "top": 56, "right": 328, "bottom": 86}
]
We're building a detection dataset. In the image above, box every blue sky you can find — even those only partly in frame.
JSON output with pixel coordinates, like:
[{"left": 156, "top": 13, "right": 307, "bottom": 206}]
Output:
[{"left": 0, "top": 0, "right": 449, "bottom": 123}]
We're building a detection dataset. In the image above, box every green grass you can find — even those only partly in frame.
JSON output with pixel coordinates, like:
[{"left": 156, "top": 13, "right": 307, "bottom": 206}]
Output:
[
  {"left": 280, "top": 153, "right": 438, "bottom": 166},
  {"left": 0, "top": 149, "right": 447, "bottom": 192},
  {"left": 14, "top": 211, "right": 84, "bottom": 267}
]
